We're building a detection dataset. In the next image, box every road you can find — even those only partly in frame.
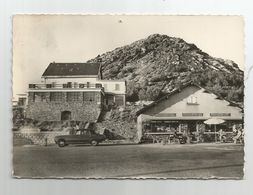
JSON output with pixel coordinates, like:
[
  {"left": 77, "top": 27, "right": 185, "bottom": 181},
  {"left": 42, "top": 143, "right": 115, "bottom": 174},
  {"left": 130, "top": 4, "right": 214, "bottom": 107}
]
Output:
[{"left": 13, "top": 143, "right": 244, "bottom": 178}]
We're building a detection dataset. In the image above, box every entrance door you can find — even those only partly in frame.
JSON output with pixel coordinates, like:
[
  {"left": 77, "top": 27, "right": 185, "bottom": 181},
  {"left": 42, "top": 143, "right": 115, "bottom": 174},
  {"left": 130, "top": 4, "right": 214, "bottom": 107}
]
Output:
[
  {"left": 105, "top": 94, "right": 114, "bottom": 109},
  {"left": 61, "top": 111, "right": 71, "bottom": 121},
  {"left": 188, "top": 122, "right": 197, "bottom": 133},
  {"left": 188, "top": 122, "right": 198, "bottom": 142}
]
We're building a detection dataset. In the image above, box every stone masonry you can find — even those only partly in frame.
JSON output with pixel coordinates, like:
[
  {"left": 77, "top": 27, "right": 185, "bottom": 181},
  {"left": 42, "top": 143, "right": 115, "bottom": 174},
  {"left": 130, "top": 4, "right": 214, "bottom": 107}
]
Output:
[{"left": 26, "top": 92, "right": 102, "bottom": 122}]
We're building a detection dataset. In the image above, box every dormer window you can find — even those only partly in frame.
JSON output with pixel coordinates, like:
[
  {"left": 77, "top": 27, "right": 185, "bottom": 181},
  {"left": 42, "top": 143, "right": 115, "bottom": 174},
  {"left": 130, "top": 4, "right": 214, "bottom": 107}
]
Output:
[{"left": 187, "top": 96, "right": 198, "bottom": 105}]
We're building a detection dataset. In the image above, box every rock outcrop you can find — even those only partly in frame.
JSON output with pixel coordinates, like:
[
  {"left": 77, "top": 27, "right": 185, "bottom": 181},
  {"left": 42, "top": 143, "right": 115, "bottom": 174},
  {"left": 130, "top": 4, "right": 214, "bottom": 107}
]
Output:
[{"left": 88, "top": 34, "right": 244, "bottom": 103}]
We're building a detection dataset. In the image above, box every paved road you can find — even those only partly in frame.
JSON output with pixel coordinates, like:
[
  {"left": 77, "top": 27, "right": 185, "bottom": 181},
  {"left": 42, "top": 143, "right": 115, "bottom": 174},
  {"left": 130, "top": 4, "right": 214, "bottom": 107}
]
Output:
[{"left": 13, "top": 143, "right": 244, "bottom": 178}]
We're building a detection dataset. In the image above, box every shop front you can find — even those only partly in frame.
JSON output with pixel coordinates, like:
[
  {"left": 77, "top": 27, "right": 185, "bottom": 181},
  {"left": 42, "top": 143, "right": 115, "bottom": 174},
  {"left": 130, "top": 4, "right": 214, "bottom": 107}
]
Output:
[
  {"left": 136, "top": 84, "right": 243, "bottom": 144},
  {"left": 141, "top": 119, "right": 242, "bottom": 144}
]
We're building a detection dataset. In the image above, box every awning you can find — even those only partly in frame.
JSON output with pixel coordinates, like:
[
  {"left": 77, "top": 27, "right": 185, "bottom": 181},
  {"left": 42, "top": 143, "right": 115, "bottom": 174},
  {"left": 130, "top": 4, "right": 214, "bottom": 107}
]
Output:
[{"left": 204, "top": 118, "right": 225, "bottom": 125}]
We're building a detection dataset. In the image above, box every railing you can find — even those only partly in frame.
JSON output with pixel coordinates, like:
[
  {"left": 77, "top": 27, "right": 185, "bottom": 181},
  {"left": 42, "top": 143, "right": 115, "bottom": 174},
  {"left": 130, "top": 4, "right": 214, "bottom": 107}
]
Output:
[{"left": 29, "top": 83, "right": 103, "bottom": 89}]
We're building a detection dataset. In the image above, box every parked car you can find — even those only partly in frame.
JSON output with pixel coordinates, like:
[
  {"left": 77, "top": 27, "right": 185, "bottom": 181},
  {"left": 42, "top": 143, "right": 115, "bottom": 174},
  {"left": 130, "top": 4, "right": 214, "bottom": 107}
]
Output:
[{"left": 54, "top": 129, "right": 106, "bottom": 147}]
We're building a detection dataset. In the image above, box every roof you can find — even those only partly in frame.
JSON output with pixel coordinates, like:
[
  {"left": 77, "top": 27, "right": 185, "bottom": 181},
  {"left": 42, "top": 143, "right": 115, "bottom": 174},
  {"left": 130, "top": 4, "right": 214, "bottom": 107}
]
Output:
[
  {"left": 42, "top": 62, "right": 101, "bottom": 77},
  {"left": 136, "top": 82, "right": 243, "bottom": 116}
]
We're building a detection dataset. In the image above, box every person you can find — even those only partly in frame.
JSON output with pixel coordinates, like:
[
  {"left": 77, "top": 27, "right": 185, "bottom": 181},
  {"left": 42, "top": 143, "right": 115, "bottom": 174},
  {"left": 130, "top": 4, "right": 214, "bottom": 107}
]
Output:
[
  {"left": 74, "top": 122, "right": 80, "bottom": 131},
  {"left": 64, "top": 124, "right": 75, "bottom": 135},
  {"left": 241, "top": 128, "right": 244, "bottom": 144},
  {"left": 195, "top": 131, "right": 200, "bottom": 143},
  {"left": 84, "top": 122, "right": 90, "bottom": 130},
  {"left": 165, "top": 127, "right": 170, "bottom": 132},
  {"left": 233, "top": 128, "right": 242, "bottom": 144},
  {"left": 232, "top": 124, "right": 237, "bottom": 133},
  {"left": 219, "top": 129, "right": 223, "bottom": 143}
]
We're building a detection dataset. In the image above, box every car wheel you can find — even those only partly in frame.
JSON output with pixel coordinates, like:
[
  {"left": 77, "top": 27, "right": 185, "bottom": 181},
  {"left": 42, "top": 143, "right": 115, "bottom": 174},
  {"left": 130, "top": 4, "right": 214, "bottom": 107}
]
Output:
[
  {"left": 91, "top": 140, "right": 98, "bottom": 146},
  {"left": 58, "top": 140, "right": 66, "bottom": 147}
]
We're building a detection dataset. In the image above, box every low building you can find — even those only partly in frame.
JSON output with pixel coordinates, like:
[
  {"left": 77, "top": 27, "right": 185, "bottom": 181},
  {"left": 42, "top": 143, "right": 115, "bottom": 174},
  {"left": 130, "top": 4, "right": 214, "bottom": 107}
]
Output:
[
  {"left": 12, "top": 94, "right": 27, "bottom": 108},
  {"left": 26, "top": 62, "right": 126, "bottom": 122},
  {"left": 136, "top": 83, "right": 243, "bottom": 142}
]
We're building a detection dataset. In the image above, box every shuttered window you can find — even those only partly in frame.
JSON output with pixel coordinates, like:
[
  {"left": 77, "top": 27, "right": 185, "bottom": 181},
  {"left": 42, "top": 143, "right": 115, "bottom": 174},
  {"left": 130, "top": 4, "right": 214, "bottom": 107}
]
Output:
[
  {"left": 67, "top": 92, "right": 80, "bottom": 101},
  {"left": 83, "top": 92, "right": 100, "bottom": 102},
  {"left": 50, "top": 92, "right": 63, "bottom": 101},
  {"left": 187, "top": 96, "right": 198, "bottom": 105}
]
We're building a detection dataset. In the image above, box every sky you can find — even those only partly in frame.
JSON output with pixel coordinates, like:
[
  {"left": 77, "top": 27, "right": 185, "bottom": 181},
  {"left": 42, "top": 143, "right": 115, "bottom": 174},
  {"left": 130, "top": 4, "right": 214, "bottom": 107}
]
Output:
[{"left": 13, "top": 15, "right": 244, "bottom": 100}]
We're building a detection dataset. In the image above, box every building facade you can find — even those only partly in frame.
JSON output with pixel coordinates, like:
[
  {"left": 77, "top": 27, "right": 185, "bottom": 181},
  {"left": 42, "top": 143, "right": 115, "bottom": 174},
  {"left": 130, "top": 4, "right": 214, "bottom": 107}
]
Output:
[
  {"left": 136, "top": 84, "right": 243, "bottom": 142},
  {"left": 26, "top": 62, "right": 126, "bottom": 122}
]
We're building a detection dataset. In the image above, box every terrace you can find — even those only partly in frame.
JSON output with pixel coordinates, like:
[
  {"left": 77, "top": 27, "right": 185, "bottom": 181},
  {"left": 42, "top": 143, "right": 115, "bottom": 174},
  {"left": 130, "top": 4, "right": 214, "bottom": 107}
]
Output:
[{"left": 28, "top": 82, "right": 103, "bottom": 91}]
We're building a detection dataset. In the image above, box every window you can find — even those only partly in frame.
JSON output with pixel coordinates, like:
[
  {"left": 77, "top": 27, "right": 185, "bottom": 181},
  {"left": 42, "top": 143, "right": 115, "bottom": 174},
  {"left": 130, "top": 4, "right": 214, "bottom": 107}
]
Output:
[
  {"left": 34, "top": 92, "right": 46, "bottom": 102},
  {"left": 95, "top": 93, "right": 101, "bottom": 102},
  {"left": 187, "top": 96, "right": 198, "bottom": 105},
  {"left": 67, "top": 92, "right": 80, "bottom": 101},
  {"left": 83, "top": 92, "right": 100, "bottom": 102},
  {"left": 83, "top": 92, "right": 95, "bottom": 101},
  {"left": 115, "top": 95, "right": 124, "bottom": 106},
  {"left": 182, "top": 113, "right": 203, "bottom": 117},
  {"left": 156, "top": 113, "right": 177, "bottom": 117},
  {"left": 50, "top": 92, "right": 63, "bottom": 101},
  {"left": 18, "top": 97, "right": 26, "bottom": 106},
  {"left": 115, "top": 83, "right": 120, "bottom": 91},
  {"left": 210, "top": 113, "right": 231, "bottom": 117}
]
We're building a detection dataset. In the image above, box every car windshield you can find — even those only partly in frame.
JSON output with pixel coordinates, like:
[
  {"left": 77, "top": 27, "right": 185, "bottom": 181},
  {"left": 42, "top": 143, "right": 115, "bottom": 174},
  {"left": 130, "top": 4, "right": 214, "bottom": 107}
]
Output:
[{"left": 75, "top": 130, "right": 91, "bottom": 136}]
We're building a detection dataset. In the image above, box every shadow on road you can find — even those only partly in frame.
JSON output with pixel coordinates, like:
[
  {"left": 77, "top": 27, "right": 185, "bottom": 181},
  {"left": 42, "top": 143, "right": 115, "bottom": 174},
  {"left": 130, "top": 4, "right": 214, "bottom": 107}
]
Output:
[{"left": 70, "top": 142, "right": 138, "bottom": 147}]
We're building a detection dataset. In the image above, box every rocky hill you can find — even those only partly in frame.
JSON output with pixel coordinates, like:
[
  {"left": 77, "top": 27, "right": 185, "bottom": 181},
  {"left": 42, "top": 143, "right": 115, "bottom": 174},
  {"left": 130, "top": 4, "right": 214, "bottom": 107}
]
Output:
[{"left": 88, "top": 34, "right": 244, "bottom": 103}]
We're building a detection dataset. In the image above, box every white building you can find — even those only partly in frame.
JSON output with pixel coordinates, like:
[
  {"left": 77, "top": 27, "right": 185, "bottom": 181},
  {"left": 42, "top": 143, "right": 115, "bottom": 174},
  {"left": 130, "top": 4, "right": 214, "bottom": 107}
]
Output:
[{"left": 26, "top": 62, "right": 126, "bottom": 121}]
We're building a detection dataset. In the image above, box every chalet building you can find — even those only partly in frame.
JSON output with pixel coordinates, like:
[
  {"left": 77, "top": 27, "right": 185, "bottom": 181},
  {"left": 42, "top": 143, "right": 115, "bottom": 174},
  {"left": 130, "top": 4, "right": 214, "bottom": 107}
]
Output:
[
  {"left": 26, "top": 62, "right": 126, "bottom": 122},
  {"left": 136, "top": 84, "right": 243, "bottom": 142}
]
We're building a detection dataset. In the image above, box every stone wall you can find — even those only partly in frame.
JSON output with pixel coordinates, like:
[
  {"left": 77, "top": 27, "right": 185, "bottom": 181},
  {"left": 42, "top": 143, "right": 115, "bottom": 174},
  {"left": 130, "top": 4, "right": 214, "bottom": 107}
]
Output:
[
  {"left": 26, "top": 92, "right": 101, "bottom": 122},
  {"left": 13, "top": 131, "right": 69, "bottom": 145}
]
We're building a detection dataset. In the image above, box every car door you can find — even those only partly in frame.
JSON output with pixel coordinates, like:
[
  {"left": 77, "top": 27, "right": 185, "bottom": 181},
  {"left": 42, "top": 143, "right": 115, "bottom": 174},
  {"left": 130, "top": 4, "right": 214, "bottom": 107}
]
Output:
[
  {"left": 83, "top": 131, "right": 92, "bottom": 143},
  {"left": 70, "top": 130, "right": 83, "bottom": 144},
  {"left": 77, "top": 130, "right": 91, "bottom": 144}
]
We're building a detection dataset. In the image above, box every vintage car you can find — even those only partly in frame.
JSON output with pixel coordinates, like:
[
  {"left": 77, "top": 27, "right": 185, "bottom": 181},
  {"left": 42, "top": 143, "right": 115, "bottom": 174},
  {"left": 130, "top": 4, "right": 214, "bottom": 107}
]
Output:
[{"left": 54, "top": 129, "right": 106, "bottom": 147}]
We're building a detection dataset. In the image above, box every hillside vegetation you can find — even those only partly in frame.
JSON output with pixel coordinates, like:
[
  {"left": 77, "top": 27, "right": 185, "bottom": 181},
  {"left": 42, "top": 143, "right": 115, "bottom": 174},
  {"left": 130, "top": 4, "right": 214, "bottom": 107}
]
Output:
[{"left": 88, "top": 34, "right": 243, "bottom": 103}]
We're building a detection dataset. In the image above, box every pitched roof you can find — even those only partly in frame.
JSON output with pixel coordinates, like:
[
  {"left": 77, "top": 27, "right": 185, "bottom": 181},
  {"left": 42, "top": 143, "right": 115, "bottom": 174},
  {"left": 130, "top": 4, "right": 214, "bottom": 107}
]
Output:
[
  {"left": 136, "top": 82, "right": 243, "bottom": 116},
  {"left": 42, "top": 62, "right": 101, "bottom": 77}
]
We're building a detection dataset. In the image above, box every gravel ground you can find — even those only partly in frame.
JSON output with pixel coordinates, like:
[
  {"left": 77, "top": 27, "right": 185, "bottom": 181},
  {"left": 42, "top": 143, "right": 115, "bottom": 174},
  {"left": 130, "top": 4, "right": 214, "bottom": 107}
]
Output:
[{"left": 13, "top": 143, "right": 244, "bottom": 179}]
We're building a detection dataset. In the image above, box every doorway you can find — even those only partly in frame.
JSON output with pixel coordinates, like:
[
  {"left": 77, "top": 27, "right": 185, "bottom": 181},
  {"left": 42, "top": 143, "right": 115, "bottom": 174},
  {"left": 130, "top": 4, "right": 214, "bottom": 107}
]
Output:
[
  {"left": 61, "top": 111, "right": 71, "bottom": 121},
  {"left": 188, "top": 122, "right": 197, "bottom": 133}
]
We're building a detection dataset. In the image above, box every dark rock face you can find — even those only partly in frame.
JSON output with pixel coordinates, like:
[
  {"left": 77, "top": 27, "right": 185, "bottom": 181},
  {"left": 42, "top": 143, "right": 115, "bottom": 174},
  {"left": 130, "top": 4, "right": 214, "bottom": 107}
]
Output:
[
  {"left": 95, "top": 105, "right": 141, "bottom": 142},
  {"left": 88, "top": 34, "right": 244, "bottom": 103}
]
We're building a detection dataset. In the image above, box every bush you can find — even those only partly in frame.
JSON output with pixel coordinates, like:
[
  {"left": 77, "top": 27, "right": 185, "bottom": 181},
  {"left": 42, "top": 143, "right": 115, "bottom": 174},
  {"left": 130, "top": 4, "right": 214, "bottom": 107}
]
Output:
[
  {"left": 126, "top": 81, "right": 139, "bottom": 102},
  {"left": 138, "top": 86, "right": 161, "bottom": 101}
]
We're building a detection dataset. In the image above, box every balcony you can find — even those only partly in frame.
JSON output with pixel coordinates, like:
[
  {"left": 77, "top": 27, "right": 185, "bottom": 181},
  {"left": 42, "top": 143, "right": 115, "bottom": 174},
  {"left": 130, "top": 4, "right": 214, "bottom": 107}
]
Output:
[{"left": 28, "top": 82, "right": 103, "bottom": 90}]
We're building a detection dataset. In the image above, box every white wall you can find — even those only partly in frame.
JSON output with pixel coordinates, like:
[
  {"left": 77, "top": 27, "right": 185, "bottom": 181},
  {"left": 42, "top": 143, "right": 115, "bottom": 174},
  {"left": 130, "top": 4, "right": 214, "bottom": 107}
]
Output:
[
  {"left": 97, "top": 80, "right": 126, "bottom": 94},
  {"left": 159, "top": 88, "right": 242, "bottom": 120},
  {"left": 139, "top": 86, "right": 243, "bottom": 120}
]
